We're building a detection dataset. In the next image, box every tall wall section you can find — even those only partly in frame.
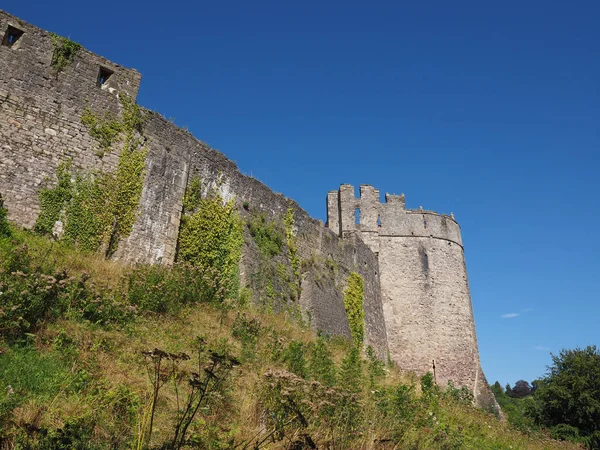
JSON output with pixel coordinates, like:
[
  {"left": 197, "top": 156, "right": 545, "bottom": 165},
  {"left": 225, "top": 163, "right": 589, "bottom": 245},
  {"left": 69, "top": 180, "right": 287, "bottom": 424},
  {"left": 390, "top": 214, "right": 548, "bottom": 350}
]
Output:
[
  {"left": 327, "top": 185, "right": 497, "bottom": 409},
  {"left": 0, "top": 10, "right": 388, "bottom": 359}
]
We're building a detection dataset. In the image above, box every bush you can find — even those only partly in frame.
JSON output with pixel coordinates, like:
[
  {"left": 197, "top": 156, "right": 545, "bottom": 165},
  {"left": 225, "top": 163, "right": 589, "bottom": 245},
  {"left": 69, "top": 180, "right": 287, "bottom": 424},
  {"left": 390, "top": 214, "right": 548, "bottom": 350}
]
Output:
[
  {"left": 308, "top": 334, "right": 336, "bottom": 386},
  {"left": 127, "top": 263, "right": 224, "bottom": 313},
  {"left": 284, "top": 340, "right": 308, "bottom": 379},
  {"left": 232, "top": 312, "right": 261, "bottom": 362},
  {"left": 0, "top": 269, "right": 68, "bottom": 339}
]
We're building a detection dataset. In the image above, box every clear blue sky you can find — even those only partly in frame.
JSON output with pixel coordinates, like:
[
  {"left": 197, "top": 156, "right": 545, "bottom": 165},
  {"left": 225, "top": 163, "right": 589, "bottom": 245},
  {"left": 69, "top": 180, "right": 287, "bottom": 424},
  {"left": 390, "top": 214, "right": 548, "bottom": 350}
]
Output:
[{"left": 9, "top": 0, "right": 599, "bottom": 387}]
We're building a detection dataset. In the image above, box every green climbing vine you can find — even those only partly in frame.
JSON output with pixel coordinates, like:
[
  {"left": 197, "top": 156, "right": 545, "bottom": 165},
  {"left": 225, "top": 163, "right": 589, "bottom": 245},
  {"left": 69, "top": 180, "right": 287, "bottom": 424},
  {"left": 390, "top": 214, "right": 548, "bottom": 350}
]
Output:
[
  {"left": 35, "top": 95, "right": 147, "bottom": 255},
  {"left": 81, "top": 108, "right": 122, "bottom": 154},
  {"left": 50, "top": 33, "right": 81, "bottom": 73},
  {"left": 62, "top": 173, "right": 108, "bottom": 252},
  {"left": 247, "top": 213, "right": 284, "bottom": 258},
  {"left": 34, "top": 160, "right": 73, "bottom": 235},
  {"left": 284, "top": 207, "right": 301, "bottom": 298},
  {"left": 177, "top": 177, "right": 244, "bottom": 300},
  {"left": 344, "top": 272, "right": 365, "bottom": 348}
]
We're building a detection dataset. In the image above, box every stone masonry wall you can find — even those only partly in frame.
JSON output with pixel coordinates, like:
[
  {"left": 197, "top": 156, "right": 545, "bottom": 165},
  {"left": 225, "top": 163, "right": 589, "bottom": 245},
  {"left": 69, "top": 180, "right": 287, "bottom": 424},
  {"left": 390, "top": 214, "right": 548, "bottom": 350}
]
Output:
[
  {"left": 0, "top": 9, "right": 388, "bottom": 357},
  {"left": 0, "top": 9, "right": 140, "bottom": 229},
  {"left": 329, "top": 184, "right": 498, "bottom": 411}
]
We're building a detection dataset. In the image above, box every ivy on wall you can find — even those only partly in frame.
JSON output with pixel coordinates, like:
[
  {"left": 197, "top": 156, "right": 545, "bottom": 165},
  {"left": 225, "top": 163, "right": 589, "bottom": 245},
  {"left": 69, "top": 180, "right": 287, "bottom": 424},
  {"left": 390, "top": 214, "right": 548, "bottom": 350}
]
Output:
[
  {"left": 50, "top": 33, "right": 81, "bottom": 74},
  {"left": 34, "top": 95, "right": 147, "bottom": 256},
  {"left": 81, "top": 108, "right": 122, "bottom": 154},
  {"left": 344, "top": 272, "right": 365, "bottom": 348},
  {"left": 177, "top": 176, "right": 244, "bottom": 300},
  {"left": 247, "top": 213, "right": 284, "bottom": 258},
  {"left": 284, "top": 207, "right": 301, "bottom": 299},
  {"left": 34, "top": 160, "right": 73, "bottom": 235}
]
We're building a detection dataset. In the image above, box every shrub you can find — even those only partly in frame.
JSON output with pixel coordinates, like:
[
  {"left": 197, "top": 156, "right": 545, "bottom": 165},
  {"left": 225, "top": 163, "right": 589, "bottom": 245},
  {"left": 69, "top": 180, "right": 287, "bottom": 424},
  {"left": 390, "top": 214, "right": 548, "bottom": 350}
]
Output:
[
  {"left": 0, "top": 269, "right": 68, "bottom": 339},
  {"left": 127, "top": 263, "right": 224, "bottom": 313},
  {"left": 308, "top": 334, "right": 336, "bottom": 386},
  {"left": 232, "top": 312, "right": 261, "bottom": 362},
  {"left": 284, "top": 340, "right": 308, "bottom": 379}
]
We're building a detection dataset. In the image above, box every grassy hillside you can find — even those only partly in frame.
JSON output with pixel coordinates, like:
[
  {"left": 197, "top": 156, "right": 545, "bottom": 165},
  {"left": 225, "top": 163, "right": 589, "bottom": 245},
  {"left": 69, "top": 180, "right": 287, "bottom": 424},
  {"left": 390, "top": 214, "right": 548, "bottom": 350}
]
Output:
[{"left": 0, "top": 226, "right": 582, "bottom": 449}]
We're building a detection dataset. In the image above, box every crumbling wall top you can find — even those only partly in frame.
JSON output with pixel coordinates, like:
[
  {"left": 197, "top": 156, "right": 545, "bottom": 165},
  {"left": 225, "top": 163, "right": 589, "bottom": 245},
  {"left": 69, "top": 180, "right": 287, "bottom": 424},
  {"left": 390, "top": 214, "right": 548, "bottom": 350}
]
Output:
[{"left": 328, "top": 184, "right": 462, "bottom": 246}]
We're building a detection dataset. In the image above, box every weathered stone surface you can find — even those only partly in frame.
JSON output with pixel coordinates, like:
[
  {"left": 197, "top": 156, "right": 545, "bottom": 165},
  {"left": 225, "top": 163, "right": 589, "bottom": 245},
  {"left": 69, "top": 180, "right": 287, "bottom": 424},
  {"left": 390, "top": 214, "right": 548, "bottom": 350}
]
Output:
[
  {"left": 0, "top": 9, "right": 497, "bottom": 412},
  {"left": 0, "top": 9, "right": 388, "bottom": 360},
  {"left": 327, "top": 184, "right": 499, "bottom": 411}
]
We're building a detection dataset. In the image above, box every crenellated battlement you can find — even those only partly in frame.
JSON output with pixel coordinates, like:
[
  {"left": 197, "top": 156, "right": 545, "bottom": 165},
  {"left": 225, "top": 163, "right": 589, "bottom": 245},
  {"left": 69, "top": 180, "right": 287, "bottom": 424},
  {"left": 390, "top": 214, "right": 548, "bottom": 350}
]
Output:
[
  {"left": 325, "top": 183, "right": 495, "bottom": 407},
  {"left": 326, "top": 184, "right": 462, "bottom": 247},
  {"left": 0, "top": 8, "right": 497, "bottom": 412}
]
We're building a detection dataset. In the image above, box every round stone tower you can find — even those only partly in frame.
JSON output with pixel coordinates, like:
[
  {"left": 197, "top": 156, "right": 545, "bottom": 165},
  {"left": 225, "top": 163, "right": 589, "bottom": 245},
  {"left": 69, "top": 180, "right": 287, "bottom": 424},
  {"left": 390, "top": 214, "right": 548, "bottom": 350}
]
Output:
[{"left": 327, "top": 184, "right": 497, "bottom": 409}]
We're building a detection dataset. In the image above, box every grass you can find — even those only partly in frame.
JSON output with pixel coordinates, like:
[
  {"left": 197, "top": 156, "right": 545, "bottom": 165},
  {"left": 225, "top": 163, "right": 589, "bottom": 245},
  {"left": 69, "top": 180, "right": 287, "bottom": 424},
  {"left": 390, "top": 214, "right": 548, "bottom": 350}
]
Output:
[{"left": 0, "top": 227, "right": 584, "bottom": 449}]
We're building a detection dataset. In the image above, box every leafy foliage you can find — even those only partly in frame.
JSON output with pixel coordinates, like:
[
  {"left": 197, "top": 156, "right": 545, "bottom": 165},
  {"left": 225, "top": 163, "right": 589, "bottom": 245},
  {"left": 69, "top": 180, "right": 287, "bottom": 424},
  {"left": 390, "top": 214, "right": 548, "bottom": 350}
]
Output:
[
  {"left": 127, "top": 263, "right": 226, "bottom": 313},
  {"left": 0, "top": 227, "right": 582, "bottom": 450},
  {"left": 536, "top": 346, "right": 600, "bottom": 447},
  {"left": 177, "top": 178, "right": 243, "bottom": 301},
  {"left": 232, "top": 312, "right": 262, "bottom": 362},
  {"left": 34, "top": 160, "right": 73, "bottom": 235},
  {"left": 81, "top": 107, "right": 123, "bottom": 153},
  {"left": 35, "top": 96, "right": 147, "bottom": 255},
  {"left": 343, "top": 272, "right": 365, "bottom": 347},
  {"left": 308, "top": 334, "right": 336, "bottom": 386},
  {"left": 283, "top": 340, "right": 308, "bottom": 378},
  {"left": 50, "top": 33, "right": 81, "bottom": 73},
  {"left": 284, "top": 207, "right": 301, "bottom": 298},
  {"left": 247, "top": 213, "right": 283, "bottom": 257},
  {"left": 493, "top": 347, "right": 600, "bottom": 448}
]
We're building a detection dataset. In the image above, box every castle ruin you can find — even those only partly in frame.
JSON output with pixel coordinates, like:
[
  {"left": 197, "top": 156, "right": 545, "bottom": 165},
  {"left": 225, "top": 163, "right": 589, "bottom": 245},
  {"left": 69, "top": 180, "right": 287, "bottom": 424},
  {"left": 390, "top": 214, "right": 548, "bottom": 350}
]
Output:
[
  {"left": 328, "top": 185, "right": 492, "bottom": 403},
  {"left": 0, "top": 10, "right": 497, "bottom": 410}
]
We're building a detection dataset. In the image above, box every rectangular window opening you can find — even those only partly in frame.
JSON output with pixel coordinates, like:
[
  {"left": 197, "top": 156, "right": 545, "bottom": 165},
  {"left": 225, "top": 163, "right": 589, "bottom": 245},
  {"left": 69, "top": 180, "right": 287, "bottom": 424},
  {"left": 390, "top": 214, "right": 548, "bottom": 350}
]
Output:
[
  {"left": 355, "top": 207, "right": 360, "bottom": 225},
  {"left": 97, "top": 66, "right": 113, "bottom": 87},
  {"left": 2, "top": 25, "right": 24, "bottom": 48}
]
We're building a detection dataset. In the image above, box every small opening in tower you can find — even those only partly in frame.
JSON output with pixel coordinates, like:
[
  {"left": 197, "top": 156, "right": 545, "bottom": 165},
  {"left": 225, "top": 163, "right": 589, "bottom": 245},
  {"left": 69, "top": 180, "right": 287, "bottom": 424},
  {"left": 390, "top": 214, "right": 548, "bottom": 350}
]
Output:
[
  {"left": 354, "top": 208, "right": 360, "bottom": 225},
  {"left": 377, "top": 214, "right": 382, "bottom": 228},
  {"left": 2, "top": 26, "right": 24, "bottom": 48},
  {"left": 423, "top": 216, "right": 428, "bottom": 229},
  {"left": 97, "top": 66, "right": 113, "bottom": 87}
]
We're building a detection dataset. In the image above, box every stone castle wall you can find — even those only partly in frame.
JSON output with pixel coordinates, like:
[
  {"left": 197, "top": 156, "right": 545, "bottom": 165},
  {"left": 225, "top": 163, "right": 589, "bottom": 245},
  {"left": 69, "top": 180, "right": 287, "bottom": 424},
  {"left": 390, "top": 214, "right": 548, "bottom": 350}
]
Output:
[
  {"left": 327, "top": 184, "right": 497, "bottom": 409},
  {"left": 0, "top": 10, "right": 388, "bottom": 359},
  {"left": 0, "top": 9, "right": 496, "bottom": 409},
  {"left": 0, "top": 10, "right": 140, "bottom": 229}
]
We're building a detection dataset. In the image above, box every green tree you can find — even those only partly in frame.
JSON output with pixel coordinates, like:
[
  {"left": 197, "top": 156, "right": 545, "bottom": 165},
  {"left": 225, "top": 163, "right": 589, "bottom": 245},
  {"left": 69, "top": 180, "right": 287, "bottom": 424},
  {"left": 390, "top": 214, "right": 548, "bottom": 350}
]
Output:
[{"left": 536, "top": 345, "right": 600, "bottom": 447}]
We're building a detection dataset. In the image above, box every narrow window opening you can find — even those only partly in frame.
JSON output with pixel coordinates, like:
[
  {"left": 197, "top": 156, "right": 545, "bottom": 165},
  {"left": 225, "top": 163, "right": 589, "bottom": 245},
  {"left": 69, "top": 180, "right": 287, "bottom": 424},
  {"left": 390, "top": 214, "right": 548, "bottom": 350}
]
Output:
[
  {"left": 2, "top": 26, "right": 24, "bottom": 48},
  {"left": 377, "top": 214, "right": 382, "bottom": 228},
  {"left": 423, "top": 215, "right": 428, "bottom": 229},
  {"left": 97, "top": 67, "right": 113, "bottom": 87},
  {"left": 354, "top": 207, "right": 360, "bottom": 225}
]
